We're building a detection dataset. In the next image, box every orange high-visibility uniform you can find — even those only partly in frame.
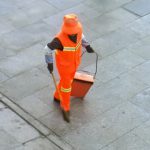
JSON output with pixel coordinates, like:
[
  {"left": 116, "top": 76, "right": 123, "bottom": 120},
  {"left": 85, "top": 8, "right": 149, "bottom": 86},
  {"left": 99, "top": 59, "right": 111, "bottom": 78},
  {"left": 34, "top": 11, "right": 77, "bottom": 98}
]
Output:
[{"left": 54, "top": 16, "right": 82, "bottom": 111}]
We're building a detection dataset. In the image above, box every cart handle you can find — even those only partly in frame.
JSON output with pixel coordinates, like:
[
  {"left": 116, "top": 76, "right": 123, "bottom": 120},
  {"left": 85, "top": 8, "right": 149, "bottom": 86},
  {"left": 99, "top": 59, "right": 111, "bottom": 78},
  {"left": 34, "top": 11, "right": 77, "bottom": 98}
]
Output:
[{"left": 80, "top": 51, "right": 99, "bottom": 79}]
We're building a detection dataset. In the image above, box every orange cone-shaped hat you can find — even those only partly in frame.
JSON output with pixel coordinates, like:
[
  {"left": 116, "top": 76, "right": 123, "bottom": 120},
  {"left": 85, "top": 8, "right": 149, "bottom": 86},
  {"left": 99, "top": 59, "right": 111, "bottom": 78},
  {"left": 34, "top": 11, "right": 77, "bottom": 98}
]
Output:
[{"left": 61, "top": 14, "right": 82, "bottom": 34}]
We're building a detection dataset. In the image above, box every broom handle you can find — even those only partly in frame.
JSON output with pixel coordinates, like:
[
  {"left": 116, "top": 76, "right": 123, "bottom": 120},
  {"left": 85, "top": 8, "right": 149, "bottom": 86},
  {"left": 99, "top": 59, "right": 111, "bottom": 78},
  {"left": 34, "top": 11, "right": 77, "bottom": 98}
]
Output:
[
  {"left": 93, "top": 52, "right": 99, "bottom": 79},
  {"left": 51, "top": 72, "right": 62, "bottom": 102}
]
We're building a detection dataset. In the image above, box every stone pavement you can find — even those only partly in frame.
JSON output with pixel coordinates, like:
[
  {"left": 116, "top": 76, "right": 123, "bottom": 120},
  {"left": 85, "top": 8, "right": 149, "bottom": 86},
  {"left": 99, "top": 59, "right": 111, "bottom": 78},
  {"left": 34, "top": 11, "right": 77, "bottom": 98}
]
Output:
[{"left": 0, "top": 0, "right": 150, "bottom": 149}]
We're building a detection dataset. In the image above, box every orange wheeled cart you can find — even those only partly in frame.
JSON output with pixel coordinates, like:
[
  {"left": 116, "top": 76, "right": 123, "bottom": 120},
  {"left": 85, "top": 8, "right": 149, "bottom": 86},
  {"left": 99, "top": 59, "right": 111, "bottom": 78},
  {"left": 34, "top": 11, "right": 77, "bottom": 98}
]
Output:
[
  {"left": 71, "top": 52, "right": 98, "bottom": 98},
  {"left": 71, "top": 71, "right": 94, "bottom": 98}
]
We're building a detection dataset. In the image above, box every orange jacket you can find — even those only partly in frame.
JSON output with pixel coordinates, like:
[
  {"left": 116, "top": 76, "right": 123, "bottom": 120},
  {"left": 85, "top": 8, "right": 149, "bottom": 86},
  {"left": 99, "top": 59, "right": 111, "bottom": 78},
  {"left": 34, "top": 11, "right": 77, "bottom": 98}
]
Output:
[{"left": 55, "top": 30, "right": 82, "bottom": 70}]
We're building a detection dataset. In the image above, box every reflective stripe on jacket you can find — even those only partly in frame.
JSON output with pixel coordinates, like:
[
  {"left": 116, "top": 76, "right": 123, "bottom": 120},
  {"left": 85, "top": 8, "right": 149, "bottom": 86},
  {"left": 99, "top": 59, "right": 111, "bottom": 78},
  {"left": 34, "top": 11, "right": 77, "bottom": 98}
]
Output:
[{"left": 55, "top": 29, "right": 82, "bottom": 68}]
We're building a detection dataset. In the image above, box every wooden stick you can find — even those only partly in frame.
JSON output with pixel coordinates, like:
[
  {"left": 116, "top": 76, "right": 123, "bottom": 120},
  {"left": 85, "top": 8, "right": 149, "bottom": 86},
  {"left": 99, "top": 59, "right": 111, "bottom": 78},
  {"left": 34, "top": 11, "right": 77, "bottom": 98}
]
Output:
[{"left": 51, "top": 72, "right": 62, "bottom": 102}]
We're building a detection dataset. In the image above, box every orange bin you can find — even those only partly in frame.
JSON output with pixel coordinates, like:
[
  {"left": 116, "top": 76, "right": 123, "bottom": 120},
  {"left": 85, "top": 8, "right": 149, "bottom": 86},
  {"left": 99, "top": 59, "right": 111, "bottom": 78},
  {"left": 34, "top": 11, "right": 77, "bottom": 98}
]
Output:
[{"left": 71, "top": 71, "right": 94, "bottom": 98}]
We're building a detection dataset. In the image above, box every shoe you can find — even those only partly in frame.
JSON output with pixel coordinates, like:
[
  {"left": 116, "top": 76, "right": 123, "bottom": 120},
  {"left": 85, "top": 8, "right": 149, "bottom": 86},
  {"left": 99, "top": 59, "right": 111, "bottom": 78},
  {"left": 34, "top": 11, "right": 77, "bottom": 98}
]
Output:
[
  {"left": 62, "top": 109, "right": 70, "bottom": 123},
  {"left": 53, "top": 97, "right": 60, "bottom": 104}
]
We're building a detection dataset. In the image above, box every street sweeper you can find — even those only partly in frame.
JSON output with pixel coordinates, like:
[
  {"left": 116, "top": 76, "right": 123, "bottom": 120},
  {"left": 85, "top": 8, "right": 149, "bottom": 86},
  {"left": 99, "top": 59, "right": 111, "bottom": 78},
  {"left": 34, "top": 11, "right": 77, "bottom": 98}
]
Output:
[{"left": 45, "top": 13, "right": 95, "bottom": 122}]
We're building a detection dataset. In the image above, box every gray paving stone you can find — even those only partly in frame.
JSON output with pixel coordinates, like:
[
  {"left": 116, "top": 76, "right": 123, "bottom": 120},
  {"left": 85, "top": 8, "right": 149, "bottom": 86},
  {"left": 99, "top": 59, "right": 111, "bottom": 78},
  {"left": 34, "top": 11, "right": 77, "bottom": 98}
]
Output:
[
  {"left": 21, "top": 0, "right": 58, "bottom": 23},
  {"left": 82, "top": 72, "right": 149, "bottom": 119},
  {"left": 101, "top": 132, "right": 150, "bottom": 150},
  {"left": 48, "top": 134, "right": 74, "bottom": 150},
  {"left": 0, "top": 44, "right": 45, "bottom": 77},
  {"left": 127, "top": 36, "right": 150, "bottom": 60},
  {"left": 130, "top": 88, "right": 150, "bottom": 114},
  {"left": 141, "top": 13, "right": 150, "bottom": 23},
  {"left": 44, "top": 5, "right": 137, "bottom": 41},
  {"left": 43, "top": 13, "right": 66, "bottom": 32},
  {"left": 0, "top": 47, "right": 15, "bottom": 60},
  {"left": 14, "top": 137, "right": 61, "bottom": 150},
  {"left": 43, "top": 3, "right": 100, "bottom": 31},
  {"left": 0, "top": 0, "right": 36, "bottom": 11},
  {"left": 1, "top": 95, "right": 51, "bottom": 136},
  {"left": 63, "top": 102, "right": 150, "bottom": 150},
  {"left": 39, "top": 99, "right": 100, "bottom": 137},
  {"left": 0, "top": 102, "right": 6, "bottom": 109},
  {"left": 0, "top": 93, "right": 2, "bottom": 98},
  {"left": 18, "top": 21, "right": 51, "bottom": 46},
  {"left": 132, "top": 120, "right": 150, "bottom": 145},
  {"left": 0, "top": 72, "right": 9, "bottom": 83},
  {"left": 5, "top": 2, "right": 58, "bottom": 29},
  {"left": 0, "top": 0, "right": 18, "bottom": 16},
  {"left": 30, "top": 85, "right": 57, "bottom": 106},
  {"left": 0, "top": 22, "right": 49, "bottom": 52},
  {"left": 84, "top": 0, "right": 132, "bottom": 13},
  {"left": 39, "top": 110, "right": 72, "bottom": 137},
  {"left": 63, "top": 3, "right": 100, "bottom": 22},
  {"left": 85, "top": 8, "right": 138, "bottom": 36},
  {"left": 5, "top": 9, "right": 35, "bottom": 28},
  {"left": 18, "top": 94, "right": 52, "bottom": 118},
  {"left": 0, "top": 129, "right": 20, "bottom": 150},
  {"left": 0, "top": 15, "right": 9, "bottom": 23},
  {"left": 0, "top": 68, "right": 50, "bottom": 101},
  {"left": 83, "top": 25, "right": 101, "bottom": 42},
  {"left": 92, "top": 27, "right": 140, "bottom": 57},
  {"left": 0, "top": 108, "right": 39, "bottom": 143},
  {"left": 14, "top": 146, "right": 24, "bottom": 150},
  {"left": 83, "top": 0, "right": 109, "bottom": 13},
  {"left": 79, "top": 51, "right": 101, "bottom": 69},
  {"left": 11, "top": 0, "right": 36, "bottom": 9},
  {"left": 108, "top": 72, "right": 149, "bottom": 100},
  {"left": 84, "top": 49, "right": 145, "bottom": 83},
  {"left": 70, "top": 97, "right": 101, "bottom": 125},
  {"left": 0, "top": 21, "right": 15, "bottom": 35},
  {"left": 123, "top": 0, "right": 150, "bottom": 16},
  {"left": 127, "top": 61, "right": 150, "bottom": 85},
  {"left": 126, "top": 18, "right": 150, "bottom": 38},
  {"left": 45, "top": 0, "right": 84, "bottom": 10}
]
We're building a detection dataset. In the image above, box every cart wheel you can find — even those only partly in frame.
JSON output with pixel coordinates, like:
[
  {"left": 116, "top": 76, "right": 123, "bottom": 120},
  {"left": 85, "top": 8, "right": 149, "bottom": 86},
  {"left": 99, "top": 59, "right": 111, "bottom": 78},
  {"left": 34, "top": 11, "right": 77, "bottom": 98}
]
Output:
[{"left": 80, "top": 97, "right": 84, "bottom": 100}]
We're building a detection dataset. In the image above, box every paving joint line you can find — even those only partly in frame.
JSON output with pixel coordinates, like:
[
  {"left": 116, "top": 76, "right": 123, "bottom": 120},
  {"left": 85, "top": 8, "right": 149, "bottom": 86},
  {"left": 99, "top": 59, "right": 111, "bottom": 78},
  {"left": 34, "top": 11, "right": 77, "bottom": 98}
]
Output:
[
  {"left": 0, "top": 92, "right": 73, "bottom": 150},
  {"left": 96, "top": 59, "right": 149, "bottom": 87},
  {"left": 132, "top": 129, "right": 150, "bottom": 146},
  {"left": 122, "top": 5, "right": 142, "bottom": 17},
  {"left": 99, "top": 118, "right": 150, "bottom": 150}
]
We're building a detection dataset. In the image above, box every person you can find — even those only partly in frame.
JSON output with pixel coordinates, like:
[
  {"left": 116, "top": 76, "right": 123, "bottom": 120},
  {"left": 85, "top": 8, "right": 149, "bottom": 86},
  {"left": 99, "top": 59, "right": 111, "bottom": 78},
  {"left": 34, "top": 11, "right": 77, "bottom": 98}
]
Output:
[{"left": 45, "top": 13, "right": 95, "bottom": 122}]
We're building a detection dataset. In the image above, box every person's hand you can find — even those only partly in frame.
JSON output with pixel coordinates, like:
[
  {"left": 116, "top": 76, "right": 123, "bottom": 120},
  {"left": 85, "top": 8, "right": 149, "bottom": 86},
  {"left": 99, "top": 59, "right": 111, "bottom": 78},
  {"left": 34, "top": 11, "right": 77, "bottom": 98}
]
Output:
[
  {"left": 47, "top": 63, "right": 53, "bottom": 73},
  {"left": 86, "top": 45, "right": 95, "bottom": 53}
]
